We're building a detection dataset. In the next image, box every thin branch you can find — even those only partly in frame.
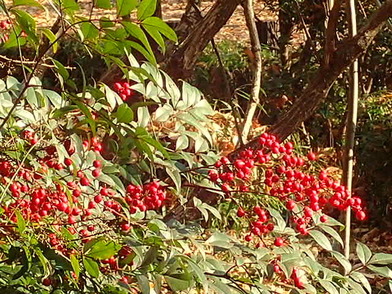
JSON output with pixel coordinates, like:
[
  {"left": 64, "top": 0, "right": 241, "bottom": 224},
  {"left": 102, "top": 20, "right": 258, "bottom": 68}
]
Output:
[
  {"left": 240, "top": 0, "right": 263, "bottom": 144},
  {"left": 343, "top": 0, "right": 359, "bottom": 262}
]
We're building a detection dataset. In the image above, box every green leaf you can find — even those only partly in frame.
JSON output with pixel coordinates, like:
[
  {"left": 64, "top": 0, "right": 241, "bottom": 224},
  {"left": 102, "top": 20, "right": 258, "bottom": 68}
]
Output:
[
  {"left": 267, "top": 208, "right": 286, "bottom": 232},
  {"left": 176, "top": 135, "right": 189, "bottom": 150},
  {"left": 194, "top": 99, "right": 214, "bottom": 115},
  {"left": 70, "top": 255, "right": 80, "bottom": 278},
  {"left": 127, "top": 40, "right": 157, "bottom": 64},
  {"left": 122, "top": 21, "right": 154, "bottom": 58},
  {"left": 62, "top": 0, "right": 79, "bottom": 12},
  {"left": 350, "top": 272, "right": 371, "bottom": 293},
  {"left": 347, "top": 279, "right": 367, "bottom": 294},
  {"left": 154, "top": 104, "right": 173, "bottom": 122},
  {"left": 85, "top": 239, "right": 120, "bottom": 260},
  {"left": 117, "top": 0, "right": 137, "bottom": 16},
  {"left": 356, "top": 242, "right": 372, "bottom": 265},
  {"left": 186, "top": 259, "right": 207, "bottom": 284},
  {"left": 83, "top": 257, "right": 100, "bottom": 278},
  {"left": 206, "top": 232, "right": 232, "bottom": 249},
  {"left": 369, "top": 252, "right": 392, "bottom": 265},
  {"left": 136, "top": 275, "right": 151, "bottom": 294},
  {"left": 137, "top": 106, "right": 150, "bottom": 127},
  {"left": 142, "top": 23, "right": 165, "bottom": 50},
  {"left": 80, "top": 22, "right": 99, "bottom": 41},
  {"left": 319, "top": 280, "right": 339, "bottom": 294},
  {"left": 12, "top": 248, "right": 29, "bottom": 280},
  {"left": 166, "top": 166, "right": 181, "bottom": 191},
  {"left": 319, "top": 224, "right": 344, "bottom": 247},
  {"left": 142, "top": 17, "right": 177, "bottom": 42},
  {"left": 33, "top": 247, "right": 50, "bottom": 277},
  {"left": 43, "top": 89, "right": 63, "bottom": 108},
  {"left": 13, "top": 0, "right": 44, "bottom": 9},
  {"left": 331, "top": 251, "right": 352, "bottom": 274},
  {"left": 177, "top": 113, "right": 212, "bottom": 144},
  {"left": 137, "top": 0, "right": 157, "bottom": 20},
  {"left": 14, "top": 109, "right": 35, "bottom": 123},
  {"left": 95, "top": 0, "right": 111, "bottom": 9},
  {"left": 11, "top": 9, "right": 37, "bottom": 41},
  {"left": 165, "top": 274, "right": 193, "bottom": 291},
  {"left": 309, "top": 230, "right": 332, "bottom": 251},
  {"left": 135, "top": 127, "right": 169, "bottom": 158},
  {"left": 116, "top": 103, "right": 134, "bottom": 123},
  {"left": 367, "top": 265, "right": 392, "bottom": 278},
  {"left": 15, "top": 210, "right": 26, "bottom": 234},
  {"left": 140, "top": 246, "right": 159, "bottom": 268},
  {"left": 41, "top": 28, "right": 58, "bottom": 53}
]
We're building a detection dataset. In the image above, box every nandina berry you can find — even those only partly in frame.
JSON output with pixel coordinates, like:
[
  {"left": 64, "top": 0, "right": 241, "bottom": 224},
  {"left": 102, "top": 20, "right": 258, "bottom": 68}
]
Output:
[
  {"left": 92, "top": 168, "right": 101, "bottom": 178},
  {"left": 286, "top": 200, "right": 296, "bottom": 211},
  {"left": 244, "top": 234, "right": 252, "bottom": 242},
  {"left": 42, "top": 277, "right": 52, "bottom": 286},
  {"left": 121, "top": 223, "right": 131, "bottom": 231},
  {"left": 307, "top": 152, "right": 317, "bottom": 161},
  {"left": 273, "top": 264, "right": 282, "bottom": 274},
  {"left": 208, "top": 170, "right": 219, "bottom": 182},
  {"left": 80, "top": 177, "right": 90, "bottom": 186},
  {"left": 237, "top": 207, "right": 246, "bottom": 217},
  {"left": 274, "top": 237, "right": 284, "bottom": 247},
  {"left": 64, "top": 158, "right": 73, "bottom": 166},
  {"left": 94, "top": 195, "right": 103, "bottom": 203},
  {"left": 93, "top": 160, "right": 102, "bottom": 168},
  {"left": 320, "top": 215, "right": 328, "bottom": 223},
  {"left": 355, "top": 210, "right": 367, "bottom": 221}
]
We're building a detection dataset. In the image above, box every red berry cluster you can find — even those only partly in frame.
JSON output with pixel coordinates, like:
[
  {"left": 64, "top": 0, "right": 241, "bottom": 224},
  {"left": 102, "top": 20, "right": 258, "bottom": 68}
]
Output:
[
  {"left": 0, "top": 129, "right": 168, "bottom": 263},
  {"left": 113, "top": 81, "right": 135, "bottom": 102},
  {"left": 0, "top": 19, "right": 11, "bottom": 43},
  {"left": 83, "top": 137, "right": 103, "bottom": 153},
  {"left": 208, "top": 132, "right": 367, "bottom": 241},
  {"left": 125, "top": 181, "right": 167, "bottom": 214}
]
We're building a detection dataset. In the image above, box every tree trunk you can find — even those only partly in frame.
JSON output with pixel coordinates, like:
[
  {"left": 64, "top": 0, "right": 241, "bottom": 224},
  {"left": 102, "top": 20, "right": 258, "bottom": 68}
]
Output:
[
  {"left": 229, "top": 0, "right": 392, "bottom": 158},
  {"left": 163, "top": 0, "right": 241, "bottom": 79}
]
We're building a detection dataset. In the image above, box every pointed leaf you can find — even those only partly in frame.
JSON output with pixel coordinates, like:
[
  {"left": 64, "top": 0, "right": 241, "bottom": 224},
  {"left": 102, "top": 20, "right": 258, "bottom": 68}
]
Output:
[{"left": 309, "top": 230, "right": 332, "bottom": 251}]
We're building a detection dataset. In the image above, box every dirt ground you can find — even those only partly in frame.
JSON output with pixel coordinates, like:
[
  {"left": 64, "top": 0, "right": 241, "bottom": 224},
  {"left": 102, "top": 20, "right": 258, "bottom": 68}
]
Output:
[{"left": 1, "top": 0, "right": 277, "bottom": 42}]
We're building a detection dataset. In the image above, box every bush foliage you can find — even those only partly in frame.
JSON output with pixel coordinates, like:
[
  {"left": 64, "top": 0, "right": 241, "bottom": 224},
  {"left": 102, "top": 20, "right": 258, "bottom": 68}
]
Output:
[{"left": 0, "top": 0, "right": 391, "bottom": 293}]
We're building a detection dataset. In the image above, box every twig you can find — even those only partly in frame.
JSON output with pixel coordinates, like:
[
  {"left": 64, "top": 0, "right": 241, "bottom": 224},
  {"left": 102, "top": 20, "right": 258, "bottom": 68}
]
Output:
[
  {"left": 240, "top": 0, "right": 262, "bottom": 144},
  {"left": 0, "top": 55, "right": 75, "bottom": 69},
  {"left": 343, "top": 0, "right": 359, "bottom": 263}
]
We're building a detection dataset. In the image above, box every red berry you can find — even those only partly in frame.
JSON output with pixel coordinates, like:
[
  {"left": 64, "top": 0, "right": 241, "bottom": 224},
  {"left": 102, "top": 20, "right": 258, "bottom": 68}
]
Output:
[
  {"left": 244, "top": 234, "right": 252, "bottom": 242},
  {"left": 42, "top": 278, "right": 52, "bottom": 286},
  {"left": 80, "top": 177, "right": 90, "bottom": 186},
  {"left": 355, "top": 210, "right": 367, "bottom": 221},
  {"left": 64, "top": 158, "right": 73, "bottom": 166},
  {"left": 94, "top": 195, "right": 103, "bottom": 203},
  {"left": 237, "top": 207, "right": 246, "bottom": 217},
  {"left": 121, "top": 223, "right": 131, "bottom": 231},
  {"left": 92, "top": 168, "right": 101, "bottom": 178},
  {"left": 307, "top": 152, "right": 317, "bottom": 161},
  {"left": 286, "top": 200, "right": 296, "bottom": 211},
  {"left": 320, "top": 215, "right": 328, "bottom": 223},
  {"left": 274, "top": 237, "right": 284, "bottom": 247},
  {"left": 273, "top": 264, "right": 282, "bottom": 273},
  {"left": 93, "top": 160, "right": 102, "bottom": 168}
]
